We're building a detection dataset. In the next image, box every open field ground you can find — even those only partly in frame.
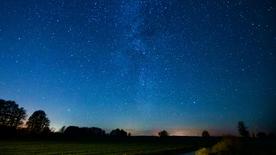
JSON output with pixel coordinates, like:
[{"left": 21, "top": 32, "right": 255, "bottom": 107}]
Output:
[
  {"left": 0, "top": 137, "right": 216, "bottom": 155},
  {"left": 1, "top": 137, "right": 275, "bottom": 155}
]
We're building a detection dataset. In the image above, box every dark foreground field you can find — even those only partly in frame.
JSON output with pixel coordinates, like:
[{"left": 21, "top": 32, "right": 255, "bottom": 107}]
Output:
[
  {"left": 195, "top": 137, "right": 276, "bottom": 155},
  {"left": 0, "top": 137, "right": 218, "bottom": 155},
  {"left": 1, "top": 137, "right": 275, "bottom": 155}
]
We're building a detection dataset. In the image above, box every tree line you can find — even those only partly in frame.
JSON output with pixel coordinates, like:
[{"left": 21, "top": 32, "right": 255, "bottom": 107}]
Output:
[
  {"left": 0, "top": 99, "right": 131, "bottom": 138},
  {"left": 0, "top": 99, "right": 273, "bottom": 139},
  {"left": 0, "top": 99, "right": 50, "bottom": 136}
]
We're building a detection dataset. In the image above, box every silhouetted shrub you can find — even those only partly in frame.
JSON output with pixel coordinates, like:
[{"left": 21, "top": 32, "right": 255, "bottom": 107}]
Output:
[
  {"left": 64, "top": 126, "right": 106, "bottom": 137},
  {"left": 202, "top": 130, "right": 210, "bottom": 137},
  {"left": 257, "top": 132, "right": 267, "bottom": 138},
  {"left": 268, "top": 133, "right": 275, "bottom": 138},
  {"left": 110, "top": 128, "right": 127, "bottom": 137},
  {"left": 158, "top": 130, "right": 169, "bottom": 137},
  {"left": 238, "top": 121, "right": 249, "bottom": 137}
]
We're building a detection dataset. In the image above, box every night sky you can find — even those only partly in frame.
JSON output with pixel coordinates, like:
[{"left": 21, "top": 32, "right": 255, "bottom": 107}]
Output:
[{"left": 0, "top": 0, "right": 275, "bottom": 136}]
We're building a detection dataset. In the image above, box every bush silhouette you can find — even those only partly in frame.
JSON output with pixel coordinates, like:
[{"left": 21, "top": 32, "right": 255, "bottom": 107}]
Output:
[
  {"left": 158, "top": 130, "right": 169, "bottom": 137},
  {"left": 257, "top": 132, "right": 267, "bottom": 138},
  {"left": 238, "top": 121, "right": 249, "bottom": 137},
  {"left": 110, "top": 128, "right": 127, "bottom": 137},
  {"left": 202, "top": 130, "right": 210, "bottom": 137},
  {"left": 64, "top": 126, "right": 106, "bottom": 137}
]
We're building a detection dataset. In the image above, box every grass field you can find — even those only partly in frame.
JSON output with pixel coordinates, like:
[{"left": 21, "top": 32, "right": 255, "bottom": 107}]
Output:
[
  {"left": 0, "top": 139, "right": 201, "bottom": 155},
  {"left": 2, "top": 138, "right": 274, "bottom": 155}
]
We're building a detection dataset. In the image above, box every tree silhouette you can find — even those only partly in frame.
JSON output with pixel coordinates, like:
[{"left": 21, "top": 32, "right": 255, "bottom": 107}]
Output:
[
  {"left": 0, "top": 99, "right": 26, "bottom": 128},
  {"left": 27, "top": 110, "right": 49, "bottom": 133},
  {"left": 59, "top": 126, "right": 66, "bottom": 133},
  {"left": 64, "top": 126, "right": 79, "bottom": 137},
  {"left": 238, "top": 121, "right": 249, "bottom": 137},
  {"left": 41, "top": 127, "right": 51, "bottom": 135},
  {"left": 110, "top": 128, "right": 127, "bottom": 137},
  {"left": 158, "top": 130, "right": 169, "bottom": 137},
  {"left": 202, "top": 130, "right": 210, "bottom": 137},
  {"left": 64, "top": 126, "right": 106, "bottom": 137}
]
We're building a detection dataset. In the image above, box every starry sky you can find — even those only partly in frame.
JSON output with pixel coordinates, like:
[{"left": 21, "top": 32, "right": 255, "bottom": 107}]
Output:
[{"left": 0, "top": 0, "right": 275, "bottom": 136}]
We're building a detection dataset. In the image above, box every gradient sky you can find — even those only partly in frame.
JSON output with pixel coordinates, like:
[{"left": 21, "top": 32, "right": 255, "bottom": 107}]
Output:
[{"left": 0, "top": 0, "right": 275, "bottom": 136}]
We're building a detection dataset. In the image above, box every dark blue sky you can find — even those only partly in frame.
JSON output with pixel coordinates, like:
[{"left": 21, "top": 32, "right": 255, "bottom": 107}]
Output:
[{"left": 0, "top": 0, "right": 275, "bottom": 135}]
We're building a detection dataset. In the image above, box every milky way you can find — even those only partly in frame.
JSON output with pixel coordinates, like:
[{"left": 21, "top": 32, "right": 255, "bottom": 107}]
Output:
[{"left": 0, "top": 0, "right": 275, "bottom": 135}]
